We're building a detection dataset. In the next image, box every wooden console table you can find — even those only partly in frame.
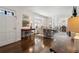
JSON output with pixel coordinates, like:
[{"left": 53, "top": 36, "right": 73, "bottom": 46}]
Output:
[{"left": 21, "top": 28, "right": 35, "bottom": 38}]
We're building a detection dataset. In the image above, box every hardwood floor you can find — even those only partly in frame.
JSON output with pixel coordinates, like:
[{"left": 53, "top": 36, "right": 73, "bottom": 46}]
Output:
[
  {"left": 0, "top": 33, "right": 35, "bottom": 53},
  {"left": 0, "top": 41, "right": 22, "bottom": 53},
  {"left": 0, "top": 32, "right": 78, "bottom": 53}
]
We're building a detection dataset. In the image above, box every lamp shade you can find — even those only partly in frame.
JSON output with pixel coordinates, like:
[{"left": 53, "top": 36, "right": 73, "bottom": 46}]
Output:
[{"left": 67, "top": 16, "right": 79, "bottom": 33}]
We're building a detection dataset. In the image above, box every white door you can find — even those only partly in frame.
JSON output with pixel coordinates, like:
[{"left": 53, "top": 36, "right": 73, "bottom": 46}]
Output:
[{"left": 0, "top": 16, "right": 17, "bottom": 46}]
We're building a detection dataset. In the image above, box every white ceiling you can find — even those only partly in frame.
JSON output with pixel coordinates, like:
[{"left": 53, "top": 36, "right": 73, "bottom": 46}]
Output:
[
  {"left": 1, "top": 6, "right": 78, "bottom": 17},
  {"left": 25, "top": 6, "right": 73, "bottom": 17}
]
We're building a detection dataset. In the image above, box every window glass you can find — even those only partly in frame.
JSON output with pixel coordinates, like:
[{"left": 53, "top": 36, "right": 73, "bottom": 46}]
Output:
[
  {"left": 0, "top": 8, "right": 15, "bottom": 16},
  {"left": 0, "top": 10, "right": 5, "bottom": 15}
]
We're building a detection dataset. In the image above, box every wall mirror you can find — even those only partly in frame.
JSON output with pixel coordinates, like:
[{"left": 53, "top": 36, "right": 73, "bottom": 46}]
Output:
[{"left": 22, "top": 15, "right": 30, "bottom": 27}]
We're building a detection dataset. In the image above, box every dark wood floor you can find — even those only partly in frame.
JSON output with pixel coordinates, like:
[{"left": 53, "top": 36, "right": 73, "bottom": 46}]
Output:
[
  {"left": 0, "top": 33, "right": 35, "bottom": 53},
  {"left": 0, "top": 32, "right": 78, "bottom": 53},
  {"left": 0, "top": 41, "right": 22, "bottom": 53}
]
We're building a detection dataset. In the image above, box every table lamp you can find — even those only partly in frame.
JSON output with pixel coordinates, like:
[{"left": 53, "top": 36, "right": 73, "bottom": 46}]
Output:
[{"left": 67, "top": 6, "right": 79, "bottom": 39}]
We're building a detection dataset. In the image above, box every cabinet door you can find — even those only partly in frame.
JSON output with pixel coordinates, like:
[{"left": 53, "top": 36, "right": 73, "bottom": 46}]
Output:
[
  {"left": 0, "top": 16, "right": 6, "bottom": 46},
  {"left": 6, "top": 16, "right": 17, "bottom": 45},
  {"left": 0, "top": 16, "right": 17, "bottom": 46}
]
